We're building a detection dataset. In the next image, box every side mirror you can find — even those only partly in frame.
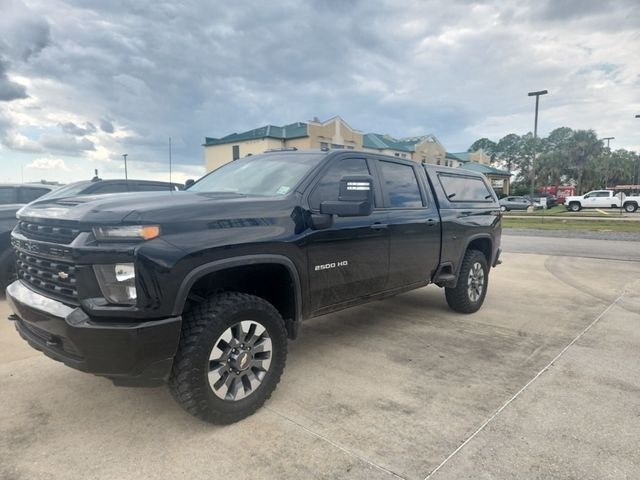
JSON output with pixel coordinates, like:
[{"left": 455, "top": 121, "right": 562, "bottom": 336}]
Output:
[
  {"left": 320, "top": 175, "right": 374, "bottom": 217},
  {"left": 185, "top": 179, "right": 195, "bottom": 188}
]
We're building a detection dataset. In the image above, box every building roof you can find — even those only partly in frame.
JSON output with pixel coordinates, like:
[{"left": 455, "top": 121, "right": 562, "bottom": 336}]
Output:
[
  {"left": 204, "top": 122, "right": 308, "bottom": 146},
  {"left": 446, "top": 152, "right": 471, "bottom": 162},
  {"left": 363, "top": 133, "right": 415, "bottom": 153},
  {"left": 458, "top": 161, "right": 511, "bottom": 177}
]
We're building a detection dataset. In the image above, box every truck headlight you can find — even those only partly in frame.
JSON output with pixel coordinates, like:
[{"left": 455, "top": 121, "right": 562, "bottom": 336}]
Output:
[
  {"left": 93, "top": 263, "right": 137, "bottom": 304},
  {"left": 93, "top": 225, "right": 160, "bottom": 241}
]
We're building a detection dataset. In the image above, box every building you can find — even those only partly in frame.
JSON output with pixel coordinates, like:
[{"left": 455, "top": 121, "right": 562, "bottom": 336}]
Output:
[
  {"left": 203, "top": 116, "right": 450, "bottom": 170},
  {"left": 203, "top": 116, "right": 508, "bottom": 192},
  {"left": 204, "top": 117, "right": 363, "bottom": 172}
]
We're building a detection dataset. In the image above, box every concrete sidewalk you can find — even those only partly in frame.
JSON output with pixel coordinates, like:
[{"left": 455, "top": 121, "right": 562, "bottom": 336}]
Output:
[{"left": 1, "top": 252, "right": 639, "bottom": 479}]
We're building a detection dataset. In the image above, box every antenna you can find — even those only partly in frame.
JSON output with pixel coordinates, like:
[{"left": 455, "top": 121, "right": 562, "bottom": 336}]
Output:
[
  {"left": 122, "top": 153, "right": 128, "bottom": 180},
  {"left": 169, "top": 137, "right": 172, "bottom": 189}
]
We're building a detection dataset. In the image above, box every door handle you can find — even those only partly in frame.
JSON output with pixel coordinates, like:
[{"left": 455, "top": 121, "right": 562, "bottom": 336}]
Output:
[{"left": 370, "top": 223, "right": 388, "bottom": 230}]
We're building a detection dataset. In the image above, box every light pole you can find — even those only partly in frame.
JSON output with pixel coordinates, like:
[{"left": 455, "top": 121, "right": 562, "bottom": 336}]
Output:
[
  {"left": 528, "top": 89, "right": 548, "bottom": 198},
  {"left": 122, "top": 153, "right": 128, "bottom": 180},
  {"left": 602, "top": 136, "right": 614, "bottom": 188},
  {"left": 636, "top": 115, "right": 640, "bottom": 194}
]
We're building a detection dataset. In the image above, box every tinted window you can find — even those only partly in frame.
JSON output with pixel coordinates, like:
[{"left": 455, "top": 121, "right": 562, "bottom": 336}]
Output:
[
  {"left": 19, "top": 187, "right": 50, "bottom": 203},
  {"left": 131, "top": 183, "right": 172, "bottom": 192},
  {"left": 309, "top": 158, "right": 370, "bottom": 209},
  {"left": 91, "top": 183, "right": 130, "bottom": 194},
  {"left": 0, "top": 187, "right": 17, "bottom": 204},
  {"left": 438, "top": 174, "right": 493, "bottom": 202},
  {"left": 378, "top": 161, "right": 423, "bottom": 208}
]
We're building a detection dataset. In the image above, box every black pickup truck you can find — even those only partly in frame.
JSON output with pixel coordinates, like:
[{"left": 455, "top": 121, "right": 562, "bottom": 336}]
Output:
[{"left": 6, "top": 150, "right": 501, "bottom": 424}]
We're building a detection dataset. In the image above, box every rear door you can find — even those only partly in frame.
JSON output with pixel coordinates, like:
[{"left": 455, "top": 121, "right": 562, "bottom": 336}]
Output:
[
  {"left": 375, "top": 158, "right": 440, "bottom": 288},
  {"left": 305, "top": 155, "right": 390, "bottom": 312}
]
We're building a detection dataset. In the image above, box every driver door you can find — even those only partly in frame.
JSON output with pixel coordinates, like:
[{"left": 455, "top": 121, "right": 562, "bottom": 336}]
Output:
[{"left": 305, "top": 156, "right": 389, "bottom": 313}]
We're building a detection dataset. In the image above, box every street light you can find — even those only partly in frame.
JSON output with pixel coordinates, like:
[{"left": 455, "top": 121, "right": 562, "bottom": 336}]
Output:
[
  {"left": 122, "top": 153, "right": 128, "bottom": 180},
  {"left": 528, "top": 89, "right": 548, "bottom": 197}
]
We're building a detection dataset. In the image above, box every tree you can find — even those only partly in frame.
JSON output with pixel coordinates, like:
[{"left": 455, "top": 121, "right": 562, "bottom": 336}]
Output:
[
  {"left": 468, "top": 138, "right": 497, "bottom": 161},
  {"left": 566, "top": 130, "right": 603, "bottom": 194},
  {"left": 494, "top": 133, "right": 522, "bottom": 173}
]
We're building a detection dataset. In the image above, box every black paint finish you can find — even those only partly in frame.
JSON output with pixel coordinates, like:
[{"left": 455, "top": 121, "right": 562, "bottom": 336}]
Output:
[{"left": 6, "top": 150, "right": 501, "bottom": 385}]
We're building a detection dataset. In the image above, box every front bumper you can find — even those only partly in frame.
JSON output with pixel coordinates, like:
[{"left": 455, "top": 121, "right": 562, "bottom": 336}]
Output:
[{"left": 6, "top": 281, "right": 182, "bottom": 387}]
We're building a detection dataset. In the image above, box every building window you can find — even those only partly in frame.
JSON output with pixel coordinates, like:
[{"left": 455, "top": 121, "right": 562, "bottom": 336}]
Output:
[
  {"left": 331, "top": 144, "right": 344, "bottom": 149},
  {"left": 346, "top": 146, "right": 354, "bottom": 150},
  {"left": 232, "top": 145, "right": 240, "bottom": 160},
  {"left": 394, "top": 153, "right": 400, "bottom": 157}
]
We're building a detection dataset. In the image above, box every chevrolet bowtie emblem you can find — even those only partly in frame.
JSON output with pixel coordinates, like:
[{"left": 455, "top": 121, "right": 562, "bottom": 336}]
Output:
[{"left": 58, "top": 271, "right": 69, "bottom": 280}]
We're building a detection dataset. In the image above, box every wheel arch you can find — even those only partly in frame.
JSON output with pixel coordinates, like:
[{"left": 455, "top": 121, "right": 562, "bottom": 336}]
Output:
[{"left": 173, "top": 255, "right": 303, "bottom": 338}]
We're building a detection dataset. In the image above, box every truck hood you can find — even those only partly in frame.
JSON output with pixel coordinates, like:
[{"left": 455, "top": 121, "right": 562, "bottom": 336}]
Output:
[{"left": 17, "top": 191, "right": 291, "bottom": 225}]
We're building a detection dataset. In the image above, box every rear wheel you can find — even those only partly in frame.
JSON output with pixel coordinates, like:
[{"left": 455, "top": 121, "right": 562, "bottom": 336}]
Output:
[
  {"left": 169, "top": 292, "right": 287, "bottom": 424},
  {"left": 569, "top": 202, "right": 581, "bottom": 212},
  {"left": 624, "top": 202, "right": 637, "bottom": 213},
  {"left": 445, "top": 249, "right": 489, "bottom": 314},
  {"left": 500, "top": 205, "right": 507, "bottom": 212}
]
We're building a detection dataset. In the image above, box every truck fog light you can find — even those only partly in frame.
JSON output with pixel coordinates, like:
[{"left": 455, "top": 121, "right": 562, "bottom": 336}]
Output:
[{"left": 93, "top": 263, "right": 137, "bottom": 305}]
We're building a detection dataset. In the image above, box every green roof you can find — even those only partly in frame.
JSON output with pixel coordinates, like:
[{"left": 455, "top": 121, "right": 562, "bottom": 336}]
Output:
[
  {"left": 363, "top": 133, "right": 414, "bottom": 153},
  {"left": 458, "top": 161, "right": 511, "bottom": 176},
  {"left": 205, "top": 122, "right": 308, "bottom": 146},
  {"left": 446, "top": 152, "right": 471, "bottom": 162}
]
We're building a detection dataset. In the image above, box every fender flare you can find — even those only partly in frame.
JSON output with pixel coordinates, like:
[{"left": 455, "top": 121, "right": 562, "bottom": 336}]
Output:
[
  {"left": 457, "top": 233, "right": 494, "bottom": 274},
  {"left": 171, "top": 254, "right": 303, "bottom": 323}
]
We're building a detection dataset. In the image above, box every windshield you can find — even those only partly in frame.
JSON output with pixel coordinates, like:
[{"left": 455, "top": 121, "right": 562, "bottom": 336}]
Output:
[
  {"left": 189, "top": 153, "right": 325, "bottom": 196},
  {"left": 36, "top": 182, "right": 89, "bottom": 201}
]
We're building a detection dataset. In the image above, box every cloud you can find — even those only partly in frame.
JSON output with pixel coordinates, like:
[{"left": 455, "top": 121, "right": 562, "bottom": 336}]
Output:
[
  {"left": 26, "top": 157, "right": 70, "bottom": 171},
  {"left": 0, "top": 58, "right": 28, "bottom": 101},
  {"left": 100, "top": 118, "right": 114, "bottom": 133},
  {"left": 59, "top": 121, "right": 96, "bottom": 136},
  {"left": 0, "top": 0, "right": 639, "bottom": 185},
  {"left": 39, "top": 134, "right": 96, "bottom": 154}
]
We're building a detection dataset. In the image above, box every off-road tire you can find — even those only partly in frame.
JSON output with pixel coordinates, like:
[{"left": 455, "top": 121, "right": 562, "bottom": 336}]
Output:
[
  {"left": 445, "top": 249, "right": 489, "bottom": 314},
  {"left": 0, "top": 248, "right": 16, "bottom": 294},
  {"left": 169, "top": 292, "right": 287, "bottom": 424}
]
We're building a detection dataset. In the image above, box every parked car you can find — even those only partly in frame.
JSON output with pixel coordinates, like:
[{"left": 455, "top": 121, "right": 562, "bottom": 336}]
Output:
[
  {"left": 564, "top": 190, "right": 621, "bottom": 212},
  {"left": 1, "top": 179, "right": 182, "bottom": 291},
  {"left": 36, "top": 178, "right": 183, "bottom": 202},
  {"left": 0, "top": 184, "right": 58, "bottom": 291},
  {"left": 499, "top": 196, "right": 534, "bottom": 211},
  {"left": 7, "top": 150, "right": 502, "bottom": 424}
]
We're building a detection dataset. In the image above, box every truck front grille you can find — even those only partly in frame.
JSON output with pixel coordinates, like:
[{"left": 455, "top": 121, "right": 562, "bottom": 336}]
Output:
[
  {"left": 15, "top": 251, "right": 78, "bottom": 304},
  {"left": 18, "top": 220, "right": 80, "bottom": 244}
]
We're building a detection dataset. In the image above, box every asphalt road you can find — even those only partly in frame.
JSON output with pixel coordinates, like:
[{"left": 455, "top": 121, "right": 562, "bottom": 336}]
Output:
[
  {"left": 1, "top": 238, "right": 639, "bottom": 479},
  {"left": 503, "top": 231, "right": 640, "bottom": 262}
]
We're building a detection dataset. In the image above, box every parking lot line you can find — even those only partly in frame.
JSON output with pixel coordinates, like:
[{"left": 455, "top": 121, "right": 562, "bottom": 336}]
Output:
[{"left": 423, "top": 292, "right": 625, "bottom": 480}]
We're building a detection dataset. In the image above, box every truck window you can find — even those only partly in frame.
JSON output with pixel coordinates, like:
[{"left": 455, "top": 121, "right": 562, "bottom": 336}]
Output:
[
  {"left": 0, "top": 187, "right": 17, "bottom": 204},
  {"left": 309, "top": 158, "right": 371, "bottom": 209},
  {"left": 18, "top": 187, "right": 50, "bottom": 203},
  {"left": 91, "top": 183, "right": 130, "bottom": 194},
  {"left": 438, "top": 174, "right": 493, "bottom": 202},
  {"left": 378, "top": 161, "right": 423, "bottom": 208}
]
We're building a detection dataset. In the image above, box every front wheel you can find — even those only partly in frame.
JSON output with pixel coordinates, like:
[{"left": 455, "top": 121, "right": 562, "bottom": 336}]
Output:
[
  {"left": 445, "top": 249, "right": 489, "bottom": 314},
  {"left": 169, "top": 292, "right": 287, "bottom": 424},
  {"left": 569, "top": 202, "right": 581, "bottom": 212}
]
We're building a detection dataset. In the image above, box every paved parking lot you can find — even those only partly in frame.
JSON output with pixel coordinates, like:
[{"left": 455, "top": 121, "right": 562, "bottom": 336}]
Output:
[{"left": 1, "top": 244, "right": 639, "bottom": 479}]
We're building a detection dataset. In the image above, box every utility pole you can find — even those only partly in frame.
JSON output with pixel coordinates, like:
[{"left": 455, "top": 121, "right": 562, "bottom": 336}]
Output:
[
  {"left": 528, "top": 89, "right": 548, "bottom": 198},
  {"left": 122, "top": 153, "right": 128, "bottom": 180},
  {"left": 602, "top": 136, "right": 614, "bottom": 188}
]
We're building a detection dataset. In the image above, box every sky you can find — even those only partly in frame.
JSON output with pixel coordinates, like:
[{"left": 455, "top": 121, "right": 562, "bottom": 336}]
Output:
[{"left": 0, "top": 0, "right": 639, "bottom": 184}]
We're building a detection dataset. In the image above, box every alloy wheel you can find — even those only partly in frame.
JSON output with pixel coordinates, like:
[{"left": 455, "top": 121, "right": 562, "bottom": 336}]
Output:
[
  {"left": 208, "top": 321, "right": 272, "bottom": 401},
  {"left": 467, "top": 262, "right": 485, "bottom": 302}
]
